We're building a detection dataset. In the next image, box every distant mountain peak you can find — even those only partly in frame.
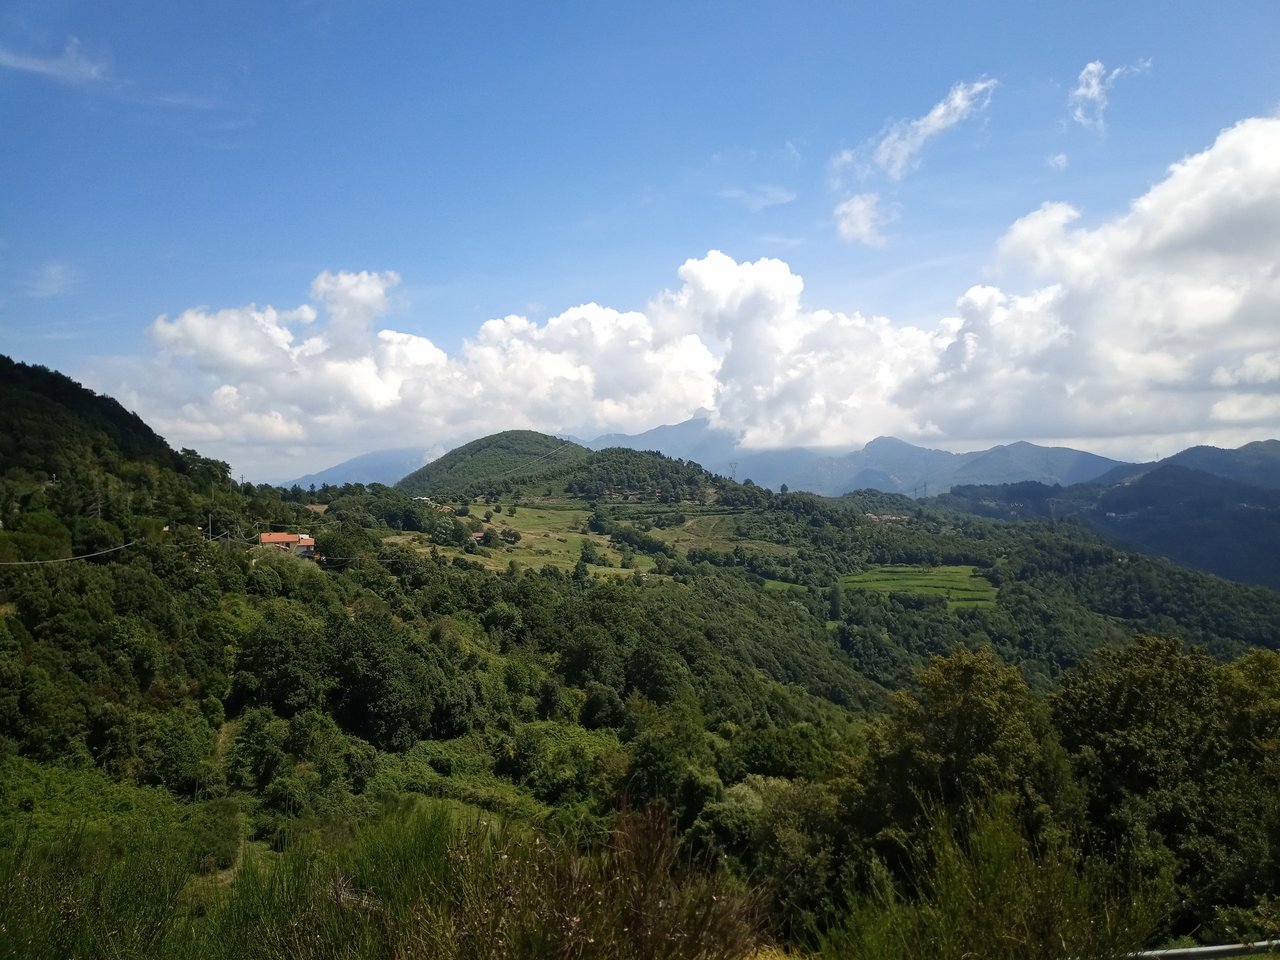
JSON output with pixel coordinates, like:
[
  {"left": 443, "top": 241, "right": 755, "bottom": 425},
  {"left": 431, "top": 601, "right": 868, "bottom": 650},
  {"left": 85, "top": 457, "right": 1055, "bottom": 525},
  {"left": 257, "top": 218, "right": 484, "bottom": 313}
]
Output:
[{"left": 863, "top": 435, "right": 926, "bottom": 451}]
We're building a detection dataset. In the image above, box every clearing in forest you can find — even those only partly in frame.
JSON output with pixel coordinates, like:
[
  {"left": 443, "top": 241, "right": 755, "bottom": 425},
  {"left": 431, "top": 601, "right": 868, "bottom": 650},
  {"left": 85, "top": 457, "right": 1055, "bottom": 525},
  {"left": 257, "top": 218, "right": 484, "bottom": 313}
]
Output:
[{"left": 840, "top": 565, "right": 997, "bottom": 607}]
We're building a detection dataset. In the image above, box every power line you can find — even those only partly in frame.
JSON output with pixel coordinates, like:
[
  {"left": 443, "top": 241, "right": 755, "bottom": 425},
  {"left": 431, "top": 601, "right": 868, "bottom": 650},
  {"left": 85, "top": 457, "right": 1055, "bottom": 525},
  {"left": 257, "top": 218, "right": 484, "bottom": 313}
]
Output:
[{"left": 0, "top": 541, "right": 137, "bottom": 566}]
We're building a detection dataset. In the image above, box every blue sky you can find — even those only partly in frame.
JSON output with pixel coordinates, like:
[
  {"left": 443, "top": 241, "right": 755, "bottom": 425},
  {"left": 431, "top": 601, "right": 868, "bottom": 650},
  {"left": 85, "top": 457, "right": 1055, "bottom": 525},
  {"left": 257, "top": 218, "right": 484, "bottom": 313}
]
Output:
[{"left": 2, "top": 1, "right": 1279, "bottom": 481}]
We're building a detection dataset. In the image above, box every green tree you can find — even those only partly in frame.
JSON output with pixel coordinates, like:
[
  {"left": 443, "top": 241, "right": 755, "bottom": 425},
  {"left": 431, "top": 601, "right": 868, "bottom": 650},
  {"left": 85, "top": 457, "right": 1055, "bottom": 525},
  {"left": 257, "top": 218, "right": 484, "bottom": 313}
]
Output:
[
  {"left": 229, "top": 601, "right": 332, "bottom": 718},
  {"left": 858, "top": 646, "right": 1079, "bottom": 864},
  {"left": 1051, "top": 635, "right": 1232, "bottom": 932}
]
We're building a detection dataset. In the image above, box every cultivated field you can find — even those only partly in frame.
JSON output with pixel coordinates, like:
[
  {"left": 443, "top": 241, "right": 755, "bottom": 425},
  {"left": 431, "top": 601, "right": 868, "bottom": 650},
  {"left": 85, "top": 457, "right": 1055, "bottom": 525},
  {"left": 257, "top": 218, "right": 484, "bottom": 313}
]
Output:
[
  {"left": 392, "top": 501, "right": 654, "bottom": 575},
  {"left": 840, "top": 564, "right": 998, "bottom": 607}
]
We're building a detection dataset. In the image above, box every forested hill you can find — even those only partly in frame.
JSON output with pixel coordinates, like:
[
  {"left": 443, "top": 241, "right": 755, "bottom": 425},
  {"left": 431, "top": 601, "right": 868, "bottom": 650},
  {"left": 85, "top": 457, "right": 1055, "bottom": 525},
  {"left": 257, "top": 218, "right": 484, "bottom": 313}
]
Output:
[
  {"left": 397, "top": 431, "right": 720, "bottom": 503},
  {"left": 1095, "top": 438, "right": 1280, "bottom": 490},
  {"left": 5, "top": 365, "right": 1280, "bottom": 954},
  {"left": 0, "top": 355, "right": 318, "bottom": 564},
  {"left": 395, "top": 430, "right": 590, "bottom": 495},
  {"left": 938, "top": 450, "right": 1280, "bottom": 589},
  {"left": 0, "top": 354, "right": 181, "bottom": 476}
]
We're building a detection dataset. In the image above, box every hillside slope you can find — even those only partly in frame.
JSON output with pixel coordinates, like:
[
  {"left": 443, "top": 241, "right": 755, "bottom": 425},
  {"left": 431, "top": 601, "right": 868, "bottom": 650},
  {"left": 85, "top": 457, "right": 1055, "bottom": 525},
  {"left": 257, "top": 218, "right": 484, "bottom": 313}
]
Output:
[
  {"left": 0, "top": 354, "right": 181, "bottom": 477},
  {"left": 396, "top": 430, "right": 590, "bottom": 496},
  {"left": 939, "top": 453, "right": 1280, "bottom": 589},
  {"left": 5, "top": 365, "right": 1280, "bottom": 948}
]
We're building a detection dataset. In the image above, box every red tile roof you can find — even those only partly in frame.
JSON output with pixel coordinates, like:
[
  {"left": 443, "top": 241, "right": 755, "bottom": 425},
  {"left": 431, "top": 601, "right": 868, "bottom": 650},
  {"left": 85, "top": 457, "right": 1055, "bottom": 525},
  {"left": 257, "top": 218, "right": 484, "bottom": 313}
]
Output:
[{"left": 259, "top": 533, "right": 315, "bottom": 547}]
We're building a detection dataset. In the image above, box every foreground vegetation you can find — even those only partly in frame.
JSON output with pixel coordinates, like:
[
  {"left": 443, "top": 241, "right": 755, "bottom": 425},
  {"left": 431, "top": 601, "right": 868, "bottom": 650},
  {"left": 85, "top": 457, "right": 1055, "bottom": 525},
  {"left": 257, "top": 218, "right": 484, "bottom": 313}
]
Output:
[
  {"left": 2, "top": 792, "right": 1177, "bottom": 960},
  {"left": 1, "top": 801, "right": 761, "bottom": 959},
  {"left": 3, "top": 357, "right": 1280, "bottom": 956}
]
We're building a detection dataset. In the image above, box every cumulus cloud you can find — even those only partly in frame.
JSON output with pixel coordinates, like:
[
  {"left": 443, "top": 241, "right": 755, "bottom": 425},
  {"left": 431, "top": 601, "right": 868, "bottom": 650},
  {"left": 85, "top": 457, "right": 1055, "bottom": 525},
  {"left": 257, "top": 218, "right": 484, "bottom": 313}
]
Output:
[
  {"left": 0, "top": 36, "right": 107, "bottom": 83},
  {"left": 874, "top": 78, "right": 997, "bottom": 179},
  {"left": 834, "top": 193, "right": 893, "bottom": 246},
  {"left": 310, "top": 270, "right": 400, "bottom": 333},
  {"left": 128, "top": 117, "right": 1280, "bottom": 478},
  {"left": 1069, "top": 59, "right": 1149, "bottom": 130},
  {"left": 150, "top": 304, "right": 319, "bottom": 372},
  {"left": 930, "top": 115, "right": 1280, "bottom": 443},
  {"left": 1047, "top": 153, "right": 1069, "bottom": 170}
]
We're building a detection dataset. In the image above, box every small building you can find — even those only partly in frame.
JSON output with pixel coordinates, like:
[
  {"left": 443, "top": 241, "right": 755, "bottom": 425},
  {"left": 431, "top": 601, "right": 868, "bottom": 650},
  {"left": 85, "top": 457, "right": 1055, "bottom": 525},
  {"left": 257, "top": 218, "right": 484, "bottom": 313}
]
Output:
[{"left": 259, "top": 532, "right": 317, "bottom": 558}]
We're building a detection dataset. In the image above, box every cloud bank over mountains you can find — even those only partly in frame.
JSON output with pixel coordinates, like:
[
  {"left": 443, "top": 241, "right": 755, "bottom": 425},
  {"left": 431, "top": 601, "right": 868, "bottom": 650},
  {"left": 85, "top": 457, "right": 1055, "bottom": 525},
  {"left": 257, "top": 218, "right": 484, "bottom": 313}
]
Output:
[{"left": 127, "top": 117, "right": 1280, "bottom": 480}]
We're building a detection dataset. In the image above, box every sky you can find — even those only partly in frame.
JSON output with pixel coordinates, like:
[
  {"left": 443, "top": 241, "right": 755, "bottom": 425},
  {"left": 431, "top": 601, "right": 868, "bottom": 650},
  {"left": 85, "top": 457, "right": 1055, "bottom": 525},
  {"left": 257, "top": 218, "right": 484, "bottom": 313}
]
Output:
[{"left": 2, "top": 1, "right": 1279, "bottom": 482}]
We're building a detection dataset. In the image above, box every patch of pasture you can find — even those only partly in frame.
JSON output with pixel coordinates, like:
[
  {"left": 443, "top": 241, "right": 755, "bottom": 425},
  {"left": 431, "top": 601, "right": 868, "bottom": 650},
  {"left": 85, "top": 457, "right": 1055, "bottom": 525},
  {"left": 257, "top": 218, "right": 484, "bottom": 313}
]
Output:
[{"left": 840, "top": 565, "right": 997, "bottom": 607}]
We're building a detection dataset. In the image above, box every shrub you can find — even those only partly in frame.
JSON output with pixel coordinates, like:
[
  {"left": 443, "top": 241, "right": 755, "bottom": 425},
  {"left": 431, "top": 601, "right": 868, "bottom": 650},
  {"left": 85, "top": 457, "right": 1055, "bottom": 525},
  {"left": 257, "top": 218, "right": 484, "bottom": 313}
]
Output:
[{"left": 816, "top": 798, "right": 1170, "bottom": 960}]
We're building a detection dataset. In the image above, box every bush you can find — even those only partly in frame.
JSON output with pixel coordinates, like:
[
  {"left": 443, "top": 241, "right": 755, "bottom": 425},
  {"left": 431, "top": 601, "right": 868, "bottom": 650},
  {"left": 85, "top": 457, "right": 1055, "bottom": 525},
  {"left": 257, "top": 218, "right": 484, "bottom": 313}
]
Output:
[{"left": 816, "top": 799, "right": 1170, "bottom": 960}]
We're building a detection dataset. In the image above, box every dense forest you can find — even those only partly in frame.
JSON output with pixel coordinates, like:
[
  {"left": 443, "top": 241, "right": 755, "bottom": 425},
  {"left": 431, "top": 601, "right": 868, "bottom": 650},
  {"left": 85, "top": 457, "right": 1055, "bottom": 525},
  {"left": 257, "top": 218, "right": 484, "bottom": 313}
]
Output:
[
  {"left": 936, "top": 450, "right": 1280, "bottom": 590},
  {"left": 3, "top": 356, "right": 1280, "bottom": 959}
]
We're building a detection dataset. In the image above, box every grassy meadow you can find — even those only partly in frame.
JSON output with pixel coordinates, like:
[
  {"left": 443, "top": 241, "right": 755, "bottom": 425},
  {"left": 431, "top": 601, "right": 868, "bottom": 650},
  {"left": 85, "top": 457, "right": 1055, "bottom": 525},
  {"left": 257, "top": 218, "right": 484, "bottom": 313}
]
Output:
[
  {"left": 393, "top": 499, "right": 797, "bottom": 578},
  {"left": 841, "top": 564, "right": 998, "bottom": 607},
  {"left": 642, "top": 509, "right": 795, "bottom": 559}
]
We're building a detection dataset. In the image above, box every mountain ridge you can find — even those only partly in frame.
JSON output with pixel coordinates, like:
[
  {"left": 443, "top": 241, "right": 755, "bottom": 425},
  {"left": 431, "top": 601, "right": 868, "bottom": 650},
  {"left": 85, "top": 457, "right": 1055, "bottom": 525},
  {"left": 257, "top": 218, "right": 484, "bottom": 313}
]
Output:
[
  {"left": 305, "top": 418, "right": 1131, "bottom": 496},
  {"left": 937, "top": 441, "right": 1280, "bottom": 589},
  {"left": 277, "top": 416, "right": 1278, "bottom": 506},
  {"left": 284, "top": 447, "right": 436, "bottom": 490}
]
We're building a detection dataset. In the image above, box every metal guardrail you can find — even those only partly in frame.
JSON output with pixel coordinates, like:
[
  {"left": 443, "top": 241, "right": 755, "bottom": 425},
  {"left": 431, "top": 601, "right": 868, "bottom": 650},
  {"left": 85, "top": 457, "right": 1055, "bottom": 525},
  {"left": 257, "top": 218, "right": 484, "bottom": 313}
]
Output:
[{"left": 1136, "top": 941, "right": 1280, "bottom": 959}]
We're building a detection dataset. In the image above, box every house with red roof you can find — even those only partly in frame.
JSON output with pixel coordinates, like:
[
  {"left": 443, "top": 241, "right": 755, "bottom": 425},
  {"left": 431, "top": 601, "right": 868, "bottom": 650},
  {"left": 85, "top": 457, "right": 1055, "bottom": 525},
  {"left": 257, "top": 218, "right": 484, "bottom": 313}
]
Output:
[{"left": 258, "top": 531, "right": 316, "bottom": 558}]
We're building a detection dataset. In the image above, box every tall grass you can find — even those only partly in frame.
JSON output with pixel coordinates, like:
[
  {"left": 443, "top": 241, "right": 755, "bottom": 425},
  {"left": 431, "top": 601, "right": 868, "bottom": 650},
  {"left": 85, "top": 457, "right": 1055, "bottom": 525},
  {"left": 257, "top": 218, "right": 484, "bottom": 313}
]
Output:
[
  {"left": 0, "top": 803, "right": 761, "bottom": 960},
  {"left": 815, "top": 800, "right": 1170, "bottom": 960},
  {"left": 4, "top": 797, "right": 1170, "bottom": 959},
  {"left": 0, "top": 825, "right": 197, "bottom": 960}
]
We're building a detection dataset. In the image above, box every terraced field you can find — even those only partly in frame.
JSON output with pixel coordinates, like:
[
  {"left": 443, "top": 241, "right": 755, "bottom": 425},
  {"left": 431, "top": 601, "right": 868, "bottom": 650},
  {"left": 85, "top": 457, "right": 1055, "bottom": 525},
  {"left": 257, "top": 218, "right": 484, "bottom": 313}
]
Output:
[
  {"left": 391, "top": 499, "right": 792, "bottom": 578},
  {"left": 627, "top": 507, "right": 795, "bottom": 558},
  {"left": 840, "top": 564, "right": 998, "bottom": 607},
  {"left": 391, "top": 502, "right": 654, "bottom": 575}
]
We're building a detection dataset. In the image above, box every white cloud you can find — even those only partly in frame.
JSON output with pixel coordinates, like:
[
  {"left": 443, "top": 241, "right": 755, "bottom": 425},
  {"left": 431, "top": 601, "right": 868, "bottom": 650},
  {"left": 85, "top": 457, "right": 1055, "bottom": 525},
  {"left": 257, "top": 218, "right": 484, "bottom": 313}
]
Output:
[
  {"left": 720, "top": 185, "right": 797, "bottom": 212},
  {"left": 920, "top": 115, "right": 1280, "bottom": 443},
  {"left": 310, "top": 270, "right": 399, "bottom": 335},
  {"left": 1068, "top": 59, "right": 1149, "bottom": 130},
  {"left": 1211, "top": 352, "right": 1280, "bottom": 387},
  {"left": 150, "top": 304, "right": 319, "bottom": 372},
  {"left": 826, "top": 148, "right": 859, "bottom": 192},
  {"left": 1211, "top": 393, "right": 1280, "bottom": 425},
  {"left": 0, "top": 36, "right": 107, "bottom": 83},
  {"left": 873, "top": 79, "right": 997, "bottom": 179},
  {"left": 834, "top": 193, "right": 893, "bottom": 246},
  {"left": 0, "top": 35, "right": 228, "bottom": 119},
  {"left": 1047, "top": 153, "right": 1069, "bottom": 170},
  {"left": 125, "top": 117, "right": 1280, "bottom": 478}
]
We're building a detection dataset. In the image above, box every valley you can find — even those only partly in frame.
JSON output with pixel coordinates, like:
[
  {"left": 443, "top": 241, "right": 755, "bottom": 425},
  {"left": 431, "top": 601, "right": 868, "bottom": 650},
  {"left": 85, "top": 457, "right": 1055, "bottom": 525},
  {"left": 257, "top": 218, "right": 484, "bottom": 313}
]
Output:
[{"left": 2, "top": 356, "right": 1280, "bottom": 958}]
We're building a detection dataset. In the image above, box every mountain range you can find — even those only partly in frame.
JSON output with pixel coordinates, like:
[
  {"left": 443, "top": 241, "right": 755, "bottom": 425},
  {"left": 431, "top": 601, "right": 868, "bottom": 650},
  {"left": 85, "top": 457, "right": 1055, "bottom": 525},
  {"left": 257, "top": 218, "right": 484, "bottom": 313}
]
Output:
[
  {"left": 938, "top": 440, "right": 1280, "bottom": 589},
  {"left": 287, "top": 417, "right": 1280, "bottom": 589},
  {"left": 288, "top": 416, "right": 1132, "bottom": 497},
  {"left": 286, "top": 447, "right": 436, "bottom": 490}
]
